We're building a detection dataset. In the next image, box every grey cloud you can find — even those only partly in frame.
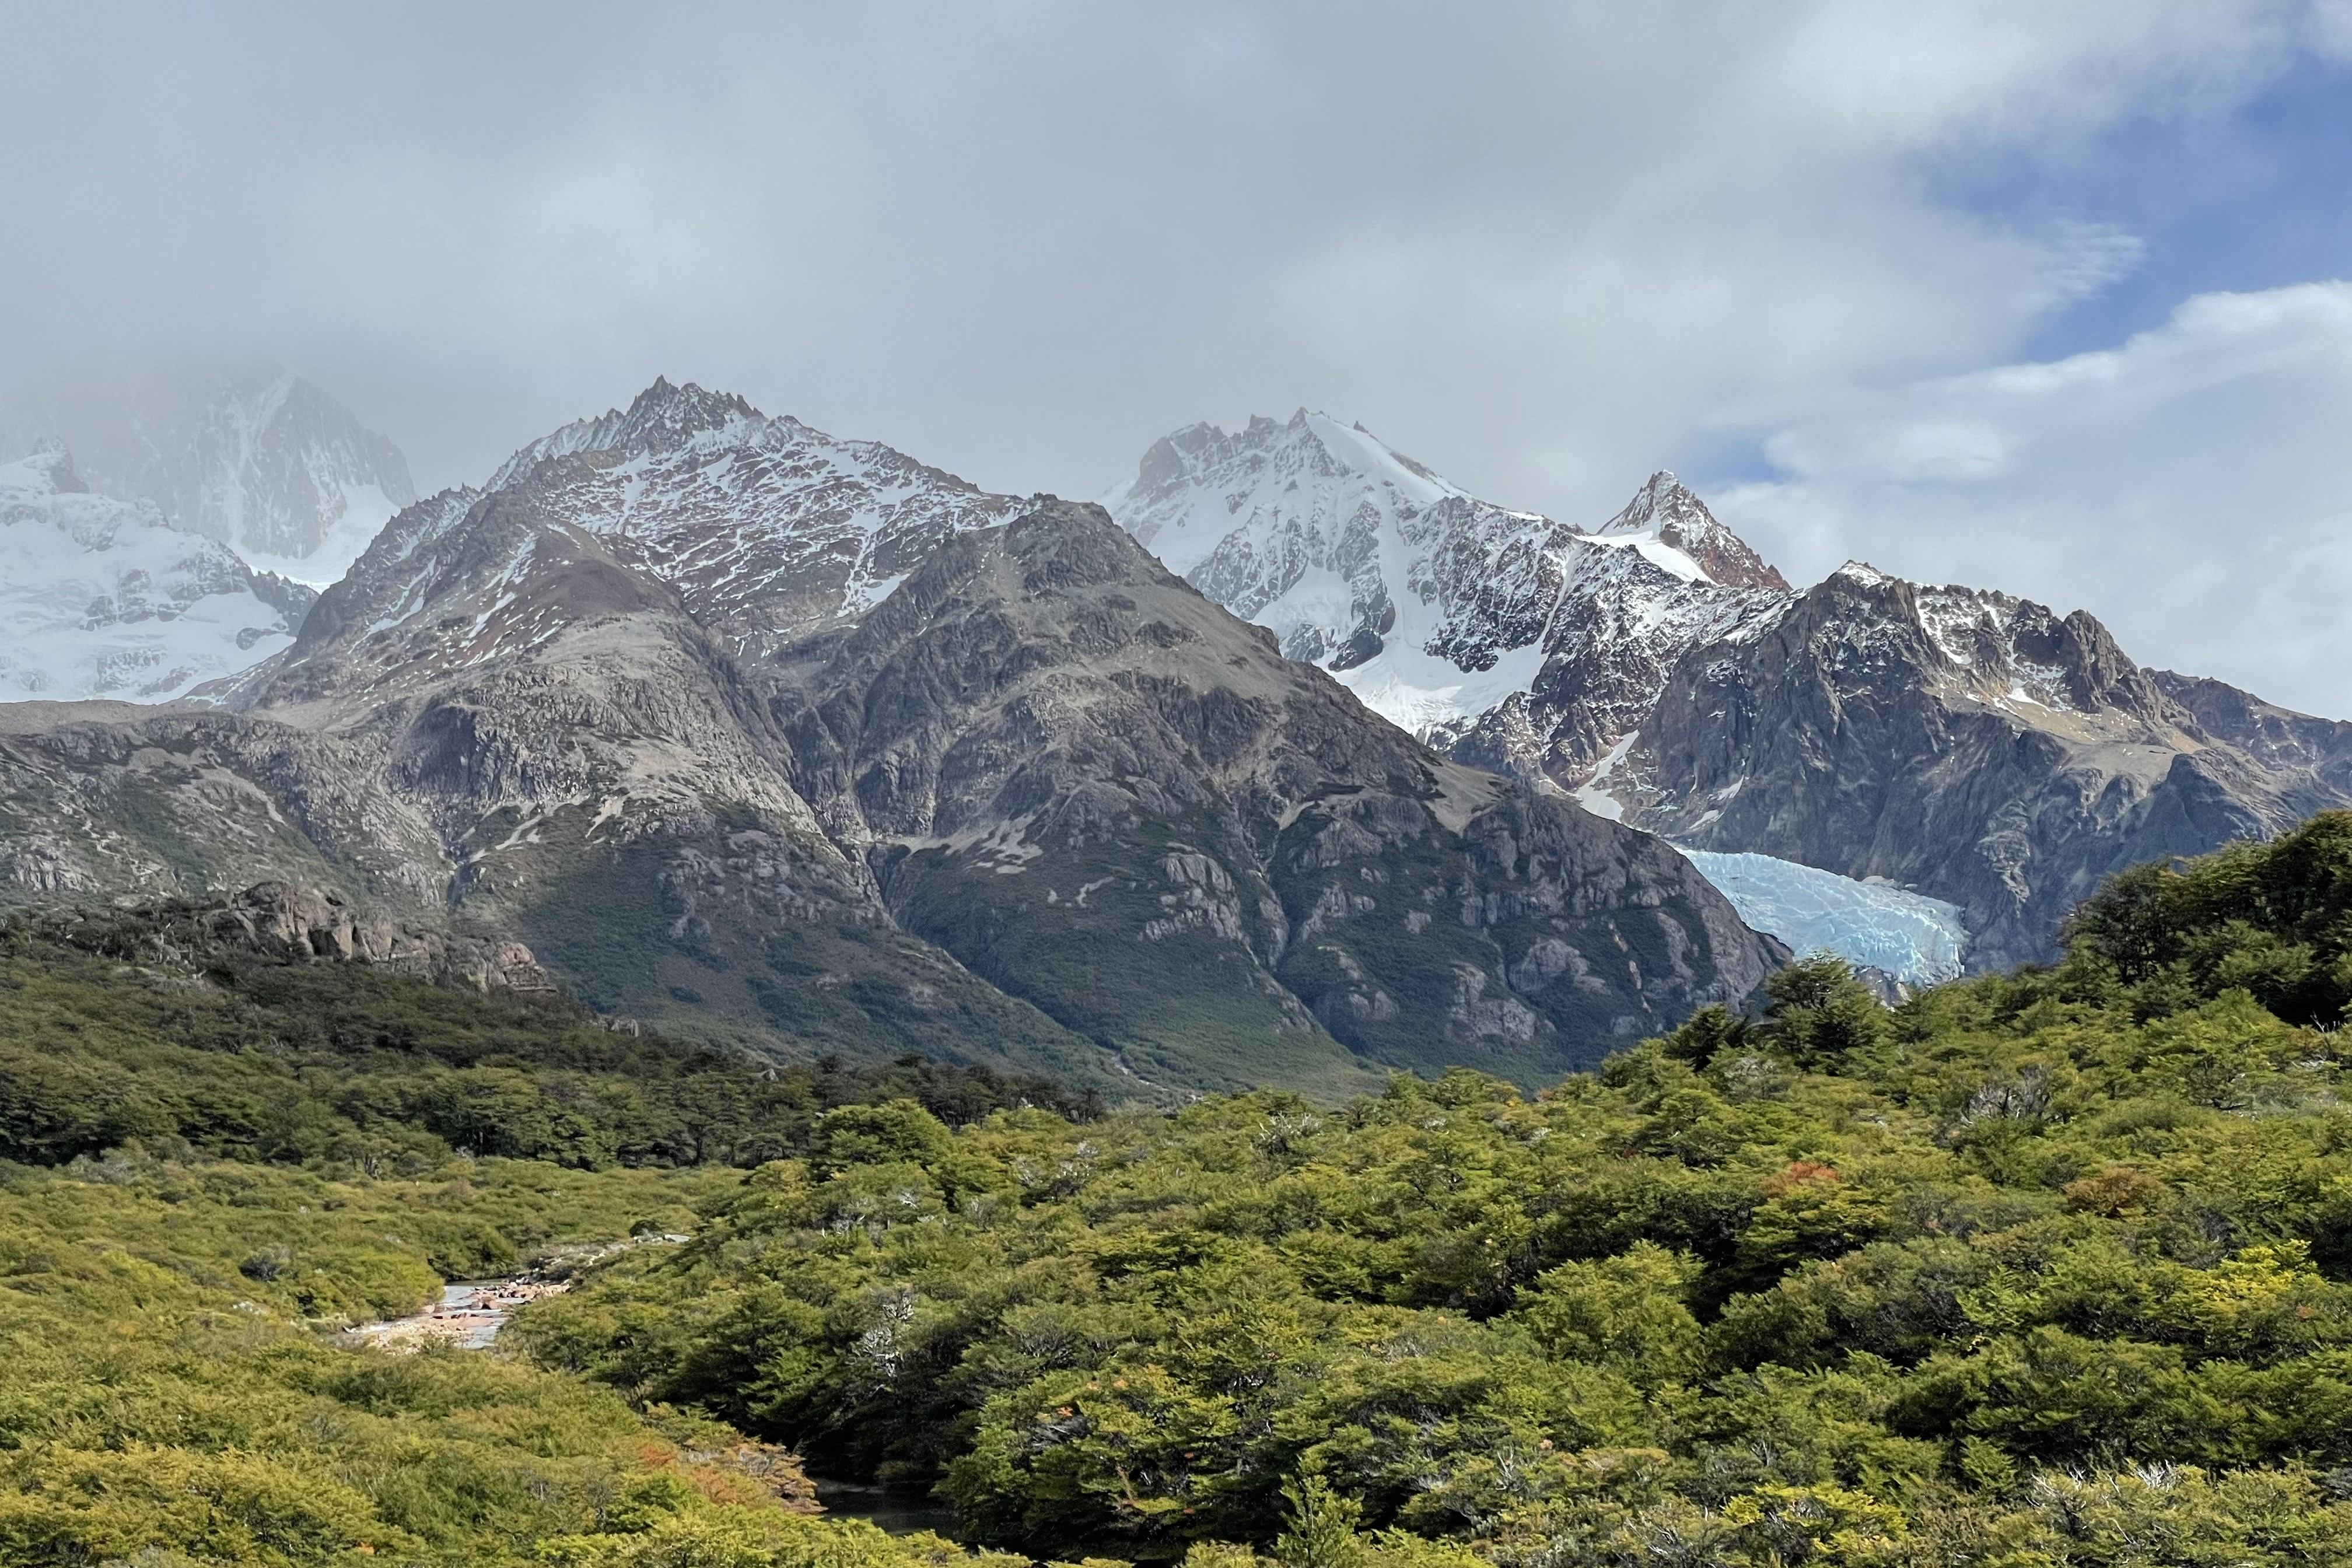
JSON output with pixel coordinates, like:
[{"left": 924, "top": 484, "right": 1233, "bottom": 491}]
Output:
[{"left": 1, "top": 1, "right": 2342, "bottom": 708}]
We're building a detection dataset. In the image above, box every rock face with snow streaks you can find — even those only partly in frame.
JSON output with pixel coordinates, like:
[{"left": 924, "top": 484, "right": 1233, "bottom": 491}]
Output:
[
  {"left": 762, "top": 498, "right": 1780, "bottom": 1092},
  {"left": 479, "top": 377, "right": 1027, "bottom": 653},
  {"left": 1592, "top": 471, "right": 1788, "bottom": 593},
  {"left": 1617, "top": 562, "right": 2352, "bottom": 969}
]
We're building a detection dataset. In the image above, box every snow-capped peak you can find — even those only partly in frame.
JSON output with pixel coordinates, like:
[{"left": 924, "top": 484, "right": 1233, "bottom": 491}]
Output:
[
  {"left": 1594, "top": 470, "right": 1702, "bottom": 534},
  {"left": 333, "top": 382, "right": 1030, "bottom": 658},
  {"left": 1592, "top": 471, "right": 1788, "bottom": 592},
  {"left": 1104, "top": 416, "right": 1796, "bottom": 785},
  {"left": 1104, "top": 409, "right": 1572, "bottom": 683},
  {"left": 1108, "top": 408, "right": 1489, "bottom": 577}
]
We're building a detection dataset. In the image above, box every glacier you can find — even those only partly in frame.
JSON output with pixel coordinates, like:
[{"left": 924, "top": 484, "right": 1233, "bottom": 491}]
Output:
[
  {"left": 1676, "top": 848, "right": 1968, "bottom": 985},
  {"left": 0, "top": 450, "right": 312, "bottom": 701}
]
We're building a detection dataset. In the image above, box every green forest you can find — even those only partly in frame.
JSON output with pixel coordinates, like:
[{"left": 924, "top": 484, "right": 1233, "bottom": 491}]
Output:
[{"left": 5, "top": 813, "right": 2352, "bottom": 1566}]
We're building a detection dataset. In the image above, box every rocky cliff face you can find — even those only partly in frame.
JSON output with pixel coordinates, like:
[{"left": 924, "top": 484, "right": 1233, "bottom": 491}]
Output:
[
  {"left": 0, "top": 701, "right": 450, "bottom": 905},
  {"left": 12, "top": 880, "right": 555, "bottom": 993},
  {"left": 761, "top": 500, "right": 1779, "bottom": 1091},
  {"left": 1106, "top": 416, "right": 2352, "bottom": 968},
  {"left": 0, "top": 382, "right": 1782, "bottom": 1097},
  {"left": 0, "top": 361, "right": 417, "bottom": 583}
]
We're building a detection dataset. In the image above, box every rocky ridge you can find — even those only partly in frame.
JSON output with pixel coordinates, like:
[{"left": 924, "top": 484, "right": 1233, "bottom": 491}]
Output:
[
  {"left": 475, "top": 377, "right": 1027, "bottom": 652},
  {"left": 1617, "top": 562, "right": 2352, "bottom": 968},
  {"left": 12, "top": 880, "right": 554, "bottom": 993}
]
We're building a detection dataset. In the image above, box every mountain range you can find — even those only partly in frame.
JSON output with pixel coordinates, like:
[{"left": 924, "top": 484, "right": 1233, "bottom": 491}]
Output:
[
  {"left": 0, "top": 381, "right": 1778, "bottom": 1098},
  {"left": 0, "top": 374, "right": 2343, "bottom": 1093},
  {"left": 1105, "top": 410, "right": 2352, "bottom": 970}
]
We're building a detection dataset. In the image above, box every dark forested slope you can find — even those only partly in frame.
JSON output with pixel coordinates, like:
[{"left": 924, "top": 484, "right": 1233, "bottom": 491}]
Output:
[{"left": 0, "top": 898, "right": 1098, "bottom": 1171}]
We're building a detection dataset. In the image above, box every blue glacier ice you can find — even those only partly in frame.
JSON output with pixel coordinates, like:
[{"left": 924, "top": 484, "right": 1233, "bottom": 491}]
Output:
[{"left": 1678, "top": 849, "right": 1968, "bottom": 985}]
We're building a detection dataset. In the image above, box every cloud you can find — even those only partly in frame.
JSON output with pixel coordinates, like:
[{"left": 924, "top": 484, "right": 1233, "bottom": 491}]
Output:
[
  {"left": 0, "top": 2, "right": 2345, "bottom": 712},
  {"left": 0, "top": 4, "right": 2316, "bottom": 473},
  {"left": 1716, "top": 282, "right": 2352, "bottom": 717}
]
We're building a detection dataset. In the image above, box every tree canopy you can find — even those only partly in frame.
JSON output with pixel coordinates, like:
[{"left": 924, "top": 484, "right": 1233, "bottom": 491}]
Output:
[{"left": 10, "top": 813, "right": 2352, "bottom": 1566}]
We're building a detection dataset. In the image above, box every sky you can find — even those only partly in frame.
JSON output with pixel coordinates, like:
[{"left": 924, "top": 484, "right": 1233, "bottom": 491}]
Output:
[{"left": 3, "top": 1, "right": 2349, "bottom": 716}]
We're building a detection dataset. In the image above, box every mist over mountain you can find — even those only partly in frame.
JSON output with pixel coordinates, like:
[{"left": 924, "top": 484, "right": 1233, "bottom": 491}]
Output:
[
  {"left": 0, "top": 447, "right": 312, "bottom": 702},
  {"left": 0, "top": 360, "right": 416, "bottom": 584}
]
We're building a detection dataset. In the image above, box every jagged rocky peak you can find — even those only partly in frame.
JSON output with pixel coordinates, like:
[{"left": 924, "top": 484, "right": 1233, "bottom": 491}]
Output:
[
  {"left": 1594, "top": 471, "right": 1789, "bottom": 591},
  {"left": 1604, "top": 539, "right": 2352, "bottom": 970},
  {"left": 1828, "top": 561, "right": 2173, "bottom": 723},
  {"left": 0, "top": 359, "right": 416, "bottom": 584},
  {"left": 487, "top": 376, "right": 762, "bottom": 489}
]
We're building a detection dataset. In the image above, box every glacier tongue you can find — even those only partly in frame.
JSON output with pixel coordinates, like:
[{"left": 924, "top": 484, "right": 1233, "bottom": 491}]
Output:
[{"left": 1676, "top": 849, "right": 1967, "bottom": 985}]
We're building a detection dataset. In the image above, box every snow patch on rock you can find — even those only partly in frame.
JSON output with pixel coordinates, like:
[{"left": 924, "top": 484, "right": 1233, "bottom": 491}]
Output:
[{"left": 469, "top": 377, "right": 1026, "bottom": 649}]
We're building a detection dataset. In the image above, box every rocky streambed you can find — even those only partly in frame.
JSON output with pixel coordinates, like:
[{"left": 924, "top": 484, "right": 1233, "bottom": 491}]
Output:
[
  {"left": 348, "top": 1276, "right": 569, "bottom": 1350},
  {"left": 348, "top": 1234, "right": 687, "bottom": 1352}
]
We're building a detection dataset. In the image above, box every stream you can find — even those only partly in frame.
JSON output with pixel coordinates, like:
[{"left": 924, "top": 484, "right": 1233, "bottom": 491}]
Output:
[
  {"left": 348, "top": 1233, "right": 688, "bottom": 1351},
  {"left": 811, "top": 1482, "right": 963, "bottom": 1537},
  {"left": 348, "top": 1275, "right": 569, "bottom": 1350}
]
